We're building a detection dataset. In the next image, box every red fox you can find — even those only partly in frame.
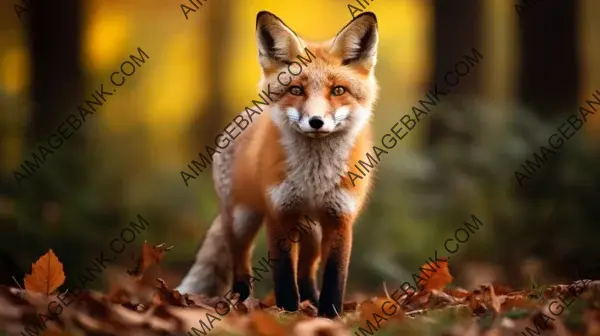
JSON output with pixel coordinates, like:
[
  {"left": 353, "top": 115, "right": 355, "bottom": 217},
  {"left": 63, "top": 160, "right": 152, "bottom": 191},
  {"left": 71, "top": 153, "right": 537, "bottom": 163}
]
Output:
[{"left": 177, "top": 10, "right": 379, "bottom": 317}]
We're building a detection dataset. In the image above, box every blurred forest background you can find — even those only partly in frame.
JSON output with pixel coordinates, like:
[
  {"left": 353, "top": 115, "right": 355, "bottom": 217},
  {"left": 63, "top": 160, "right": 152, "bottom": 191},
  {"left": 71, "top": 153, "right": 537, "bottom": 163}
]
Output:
[{"left": 0, "top": 0, "right": 599, "bottom": 299}]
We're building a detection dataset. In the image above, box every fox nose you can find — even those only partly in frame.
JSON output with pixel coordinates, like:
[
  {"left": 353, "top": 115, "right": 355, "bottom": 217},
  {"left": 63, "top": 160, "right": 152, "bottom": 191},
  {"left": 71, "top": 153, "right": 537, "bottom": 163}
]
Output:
[{"left": 308, "top": 116, "right": 324, "bottom": 130}]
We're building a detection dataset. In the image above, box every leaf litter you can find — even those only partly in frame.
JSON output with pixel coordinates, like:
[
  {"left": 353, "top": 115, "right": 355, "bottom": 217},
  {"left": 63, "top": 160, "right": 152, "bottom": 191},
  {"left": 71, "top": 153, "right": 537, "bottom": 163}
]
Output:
[{"left": 0, "top": 244, "right": 599, "bottom": 335}]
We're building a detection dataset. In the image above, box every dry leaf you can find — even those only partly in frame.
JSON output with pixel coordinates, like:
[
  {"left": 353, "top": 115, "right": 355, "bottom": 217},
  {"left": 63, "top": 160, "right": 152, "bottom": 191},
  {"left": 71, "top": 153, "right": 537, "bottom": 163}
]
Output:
[
  {"left": 292, "top": 318, "right": 348, "bottom": 336},
  {"left": 490, "top": 283, "right": 514, "bottom": 296},
  {"left": 468, "top": 291, "right": 488, "bottom": 316},
  {"left": 428, "top": 289, "right": 458, "bottom": 308},
  {"left": 487, "top": 284, "right": 501, "bottom": 314},
  {"left": 358, "top": 298, "right": 402, "bottom": 329},
  {"left": 40, "top": 326, "right": 69, "bottom": 336},
  {"left": 419, "top": 257, "right": 453, "bottom": 292},
  {"left": 248, "top": 310, "right": 287, "bottom": 336},
  {"left": 24, "top": 249, "right": 65, "bottom": 295},
  {"left": 154, "top": 278, "right": 190, "bottom": 307},
  {"left": 128, "top": 242, "right": 172, "bottom": 277},
  {"left": 501, "top": 294, "right": 535, "bottom": 312},
  {"left": 299, "top": 300, "right": 318, "bottom": 317},
  {"left": 343, "top": 301, "right": 358, "bottom": 311},
  {"left": 244, "top": 297, "right": 267, "bottom": 311},
  {"left": 261, "top": 291, "right": 276, "bottom": 307},
  {"left": 445, "top": 287, "right": 471, "bottom": 299}
]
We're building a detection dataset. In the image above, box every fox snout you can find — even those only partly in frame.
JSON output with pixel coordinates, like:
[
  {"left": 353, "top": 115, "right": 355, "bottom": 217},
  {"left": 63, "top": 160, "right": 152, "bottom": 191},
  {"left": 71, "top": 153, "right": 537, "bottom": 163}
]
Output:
[{"left": 287, "top": 98, "right": 352, "bottom": 136}]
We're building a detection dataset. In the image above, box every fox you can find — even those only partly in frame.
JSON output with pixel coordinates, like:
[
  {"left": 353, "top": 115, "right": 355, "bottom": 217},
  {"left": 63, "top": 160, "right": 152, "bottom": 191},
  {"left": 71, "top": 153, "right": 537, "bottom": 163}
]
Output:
[{"left": 177, "top": 10, "right": 380, "bottom": 317}]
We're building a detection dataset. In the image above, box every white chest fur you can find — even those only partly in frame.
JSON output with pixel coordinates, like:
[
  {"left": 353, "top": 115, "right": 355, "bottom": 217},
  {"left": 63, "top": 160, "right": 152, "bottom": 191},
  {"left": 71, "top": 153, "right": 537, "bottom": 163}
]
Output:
[{"left": 268, "top": 130, "right": 357, "bottom": 217}]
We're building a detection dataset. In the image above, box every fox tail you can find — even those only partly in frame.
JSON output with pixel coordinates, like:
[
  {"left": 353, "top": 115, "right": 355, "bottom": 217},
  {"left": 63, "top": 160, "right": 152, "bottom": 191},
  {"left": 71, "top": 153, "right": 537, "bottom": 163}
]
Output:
[{"left": 176, "top": 215, "right": 232, "bottom": 296}]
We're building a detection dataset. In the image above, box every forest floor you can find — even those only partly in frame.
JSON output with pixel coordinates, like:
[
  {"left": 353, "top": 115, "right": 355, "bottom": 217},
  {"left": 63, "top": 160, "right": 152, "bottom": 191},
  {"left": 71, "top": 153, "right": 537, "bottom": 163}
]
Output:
[{"left": 1, "top": 243, "right": 600, "bottom": 336}]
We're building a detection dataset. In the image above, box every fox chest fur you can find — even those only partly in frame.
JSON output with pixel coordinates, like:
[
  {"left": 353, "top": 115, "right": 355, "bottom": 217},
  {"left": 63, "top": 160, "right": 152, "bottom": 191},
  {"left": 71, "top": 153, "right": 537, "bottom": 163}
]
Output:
[
  {"left": 214, "top": 112, "right": 372, "bottom": 220},
  {"left": 268, "top": 127, "right": 357, "bottom": 216}
]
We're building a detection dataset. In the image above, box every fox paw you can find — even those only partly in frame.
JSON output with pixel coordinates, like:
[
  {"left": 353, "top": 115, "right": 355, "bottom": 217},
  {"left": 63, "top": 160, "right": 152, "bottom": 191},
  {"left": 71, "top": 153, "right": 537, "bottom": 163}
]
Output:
[{"left": 232, "top": 276, "right": 253, "bottom": 302}]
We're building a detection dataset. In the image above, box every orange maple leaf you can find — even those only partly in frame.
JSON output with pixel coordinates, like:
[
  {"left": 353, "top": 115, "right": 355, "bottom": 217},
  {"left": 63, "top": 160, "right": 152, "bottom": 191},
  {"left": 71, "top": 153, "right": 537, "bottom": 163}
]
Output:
[
  {"left": 419, "top": 257, "right": 453, "bottom": 291},
  {"left": 24, "top": 249, "right": 65, "bottom": 295}
]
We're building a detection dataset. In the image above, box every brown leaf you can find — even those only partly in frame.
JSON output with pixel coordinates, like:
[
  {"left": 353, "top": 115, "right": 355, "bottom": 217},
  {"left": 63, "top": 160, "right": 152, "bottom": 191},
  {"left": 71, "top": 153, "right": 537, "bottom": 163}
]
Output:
[
  {"left": 105, "top": 268, "right": 155, "bottom": 309},
  {"left": 106, "top": 286, "right": 131, "bottom": 305},
  {"left": 583, "top": 310, "right": 600, "bottom": 335},
  {"left": 501, "top": 294, "right": 535, "bottom": 312},
  {"left": 292, "top": 318, "right": 348, "bottom": 336},
  {"left": 244, "top": 296, "right": 267, "bottom": 311},
  {"left": 419, "top": 257, "right": 453, "bottom": 292},
  {"left": 261, "top": 291, "right": 276, "bottom": 307},
  {"left": 358, "top": 298, "right": 403, "bottom": 329},
  {"left": 40, "top": 326, "right": 69, "bottom": 336},
  {"left": 428, "top": 289, "right": 458, "bottom": 308},
  {"left": 235, "top": 302, "right": 249, "bottom": 315},
  {"left": 444, "top": 287, "right": 471, "bottom": 299},
  {"left": 248, "top": 310, "right": 287, "bottom": 336},
  {"left": 343, "top": 301, "right": 358, "bottom": 311},
  {"left": 488, "top": 284, "right": 502, "bottom": 314},
  {"left": 491, "top": 283, "right": 514, "bottom": 295},
  {"left": 148, "top": 304, "right": 188, "bottom": 333},
  {"left": 0, "top": 286, "right": 40, "bottom": 334},
  {"left": 468, "top": 291, "right": 488, "bottom": 316},
  {"left": 154, "top": 278, "right": 190, "bottom": 307},
  {"left": 128, "top": 242, "right": 172, "bottom": 277},
  {"left": 24, "top": 249, "right": 65, "bottom": 295},
  {"left": 299, "top": 300, "right": 318, "bottom": 317}
]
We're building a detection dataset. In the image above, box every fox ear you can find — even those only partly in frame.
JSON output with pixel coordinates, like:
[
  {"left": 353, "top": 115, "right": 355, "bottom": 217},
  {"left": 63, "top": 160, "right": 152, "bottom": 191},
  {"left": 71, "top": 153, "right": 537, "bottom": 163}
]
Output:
[
  {"left": 256, "top": 11, "right": 304, "bottom": 70},
  {"left": 330, "top": 12, "right": 378, "bottom": 71}
]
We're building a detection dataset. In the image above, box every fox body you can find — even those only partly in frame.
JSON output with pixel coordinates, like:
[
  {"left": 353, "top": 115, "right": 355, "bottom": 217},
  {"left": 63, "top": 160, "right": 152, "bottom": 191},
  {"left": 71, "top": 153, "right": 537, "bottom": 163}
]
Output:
[{"left": 178, "top": 11, "right": 380, "bottom": 317}]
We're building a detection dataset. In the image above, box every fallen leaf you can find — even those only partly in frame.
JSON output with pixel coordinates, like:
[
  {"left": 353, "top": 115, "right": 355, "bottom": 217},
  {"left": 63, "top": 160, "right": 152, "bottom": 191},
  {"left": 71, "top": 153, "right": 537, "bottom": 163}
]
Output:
[
  {"left": 40, "top": 326, "right": 68, "bottom": 336},
  {"left": 343, "top": 301, "right": 358, "bottom": 311},
  {"left": 419, "top": 257, "right": 453, "bottom": 292},
  {"left": 299, "top": 300, "right": 317, "bottom": 317},
  {"left": 488, "top": 284, "right": 502, "bottom": 314},
  {"left": 244, "top": 296, "right": 267, "bottom": 311},
  {"left": 430, "top": 289, "right": 458, "bottom": 306},
  {"left": 107, "top": 286, "right": 131, "bottom": 305},
  {"left": 444, "top": 287, "right": 471, "bottom": 299},
  {"left": 358, "top": 298, "right": 402, "bottom": 329},
  {"left": 490, "top": 283, "right": 514, "bottom": 295},
  {"left": 105, "top": 267, "right": 155, "bottom": 310},
  {"left": 128, "top": 242, "right": 173, "bottom": 277},
  {"left": 24, "top": 249, "right": 65, "bottom": 295},
  {"left": 292, "top": 317, "right": 348, "bottom": 336},
  {"left": 261, "top": 291, "right": 276, "bottom": 307},
  {"left": 468, "top": 291, "right": 488, "bottom": 316},
  {"left": 154, "top": 278, "right": 190, "bottom": 307},
  {"left": 501, "top": 294, "right": 536, "bottom": 313},
  {"left": 248, "top": 310, "right": 287, "bottom": 336}
]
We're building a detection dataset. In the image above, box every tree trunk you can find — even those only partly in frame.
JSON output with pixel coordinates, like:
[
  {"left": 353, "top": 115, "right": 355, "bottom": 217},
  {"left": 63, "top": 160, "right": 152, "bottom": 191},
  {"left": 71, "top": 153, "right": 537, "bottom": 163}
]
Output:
[
  {"left": 427, "top": 0, "right": 483, "bottom": 145},
  {"left": 517, "top": 0, "right": 578, "bottom": 115},
  {"left": 515, "top": 0, "right": 581, "bottom": 279},
  {"left": 190, "top": 0, "right": 232, "bottom": 148},
  {"left": 24, "top": 0, "right": 84, "bottom": 204}
]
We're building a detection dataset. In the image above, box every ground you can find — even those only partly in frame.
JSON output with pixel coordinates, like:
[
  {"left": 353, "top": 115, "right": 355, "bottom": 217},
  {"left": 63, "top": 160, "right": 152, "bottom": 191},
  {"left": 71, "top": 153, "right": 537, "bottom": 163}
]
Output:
[{"left": 1, "top": 244, "right": 599, "bottom": 336}]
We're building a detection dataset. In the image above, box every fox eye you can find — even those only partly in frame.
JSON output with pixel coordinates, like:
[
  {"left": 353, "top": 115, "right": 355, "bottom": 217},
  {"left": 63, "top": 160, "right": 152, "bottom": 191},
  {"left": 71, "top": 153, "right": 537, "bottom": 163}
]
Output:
[
  {"left": 332, "top": 86, "right": 346, "bottom": 96},
  {"left": 289, "top": 85, "right": 303, "bottom": 96}
]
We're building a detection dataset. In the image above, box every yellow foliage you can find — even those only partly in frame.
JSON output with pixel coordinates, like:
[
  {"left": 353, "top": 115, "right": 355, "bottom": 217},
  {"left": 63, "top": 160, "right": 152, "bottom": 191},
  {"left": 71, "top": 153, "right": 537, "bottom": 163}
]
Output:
[
  {"left": 84, "top": 7, "right": 131, "bottom": 70},
  {"left": 1, "top": 46, "right": 29, "bottom": 95}
]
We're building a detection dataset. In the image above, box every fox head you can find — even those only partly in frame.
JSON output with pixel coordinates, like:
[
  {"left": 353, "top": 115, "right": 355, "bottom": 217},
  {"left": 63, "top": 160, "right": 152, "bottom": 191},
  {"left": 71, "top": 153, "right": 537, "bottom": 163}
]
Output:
[{"left": 255, "top": 11, "right": 379, "bottom": 138}]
